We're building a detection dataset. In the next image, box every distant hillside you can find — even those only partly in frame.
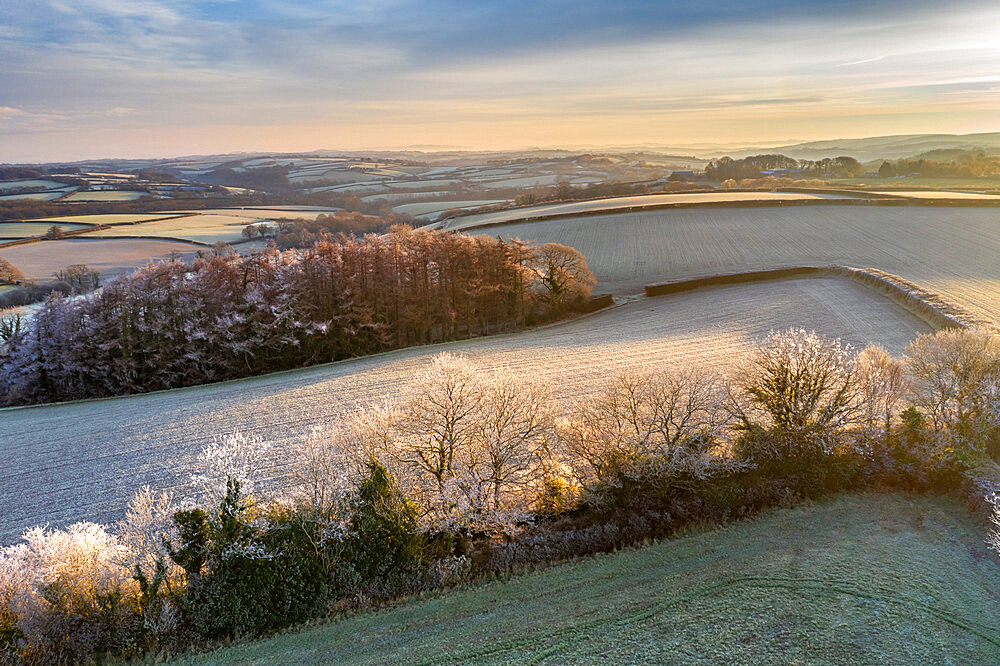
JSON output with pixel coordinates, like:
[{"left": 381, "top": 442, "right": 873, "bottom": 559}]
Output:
[{"left": 762, "top": 132, "right": 1000, "bottom": 162}]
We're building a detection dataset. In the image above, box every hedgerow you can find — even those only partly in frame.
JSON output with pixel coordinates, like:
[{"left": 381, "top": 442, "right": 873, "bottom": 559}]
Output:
[{"left": 1, "top": 327, "right": 998, "bottom": 663}]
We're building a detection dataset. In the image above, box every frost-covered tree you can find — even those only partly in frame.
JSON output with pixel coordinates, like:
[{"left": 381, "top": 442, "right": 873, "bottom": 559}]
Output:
[
  {"left": 904, "top": 328, "right": 1000, "bottom": 445},
  {"left": 728, "top": 329, "right": 861, "bottom": 459}
]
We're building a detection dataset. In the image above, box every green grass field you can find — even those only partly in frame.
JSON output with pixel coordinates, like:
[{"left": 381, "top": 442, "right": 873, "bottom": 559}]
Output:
[{"left": 178, "top": 494, "right": 1000, "bottom": 665}]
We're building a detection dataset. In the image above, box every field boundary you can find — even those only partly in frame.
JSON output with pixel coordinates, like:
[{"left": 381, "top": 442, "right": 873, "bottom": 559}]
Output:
[{"left": 79, "top": 234, "right": 212, "bottom": 247}]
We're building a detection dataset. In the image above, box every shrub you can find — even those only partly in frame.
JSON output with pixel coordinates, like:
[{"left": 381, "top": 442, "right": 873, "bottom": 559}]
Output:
[
  {"left": 168, "top": 480, "right": 331, "bottom": 640},
  {"left": 0, "top": 522, "right": 141, "bottom": 663},
  {"left": 345, "top": 459, "right": 423, "bottom": 590}
]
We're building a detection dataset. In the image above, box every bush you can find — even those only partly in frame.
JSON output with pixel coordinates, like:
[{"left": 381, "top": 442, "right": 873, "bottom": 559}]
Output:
[
  {"left": 729, "top": 329, "right": 861, "bottom": 464},
  {"left": 345, "top": 459, "right": 423, "bottom": 590},
  {"left": 168, "top": 480, "right": 331, "bottom": 640}
]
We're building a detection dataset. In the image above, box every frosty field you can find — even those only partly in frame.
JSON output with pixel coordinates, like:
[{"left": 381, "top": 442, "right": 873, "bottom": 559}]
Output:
[
  {"left": 30, "top": 213, "right": 186, "bottom": 225},
  {"left": 180, "top": 494, "right": 1000, "bottom": 665},
  {"left": 439, "top": 191, "right": 857, "bottom": 230},
  {"left": 0, "top": 276, "right": 931, "bottom": 543},
  {"left": 87, "top": 213, "right": 257, "bottom": 244},
  {"left": 392, "top": 199, "right": 508, "bottom": 218},
  {"left": 482, "top": 205, "right": 1000, "bottom": 326},
  {"left": 0, "top": 222, "right": 92, "bottom": 239},
  {"left": 0, "top": 238, "right": 201, "bottom": 281},
  {"left": 873, "top": 190, "right": 1000, "bottom": 200},
  {"left": 175, "top": 207, "right": 344, "bottom": 220}
]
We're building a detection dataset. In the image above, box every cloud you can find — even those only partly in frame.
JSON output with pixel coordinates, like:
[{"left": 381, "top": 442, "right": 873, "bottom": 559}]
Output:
[
  {"left": 0, "top": 0, "right": 998, "bottom": 160},
  {"left": 835, "top": 56, "right": 885, "bottom": 67}
]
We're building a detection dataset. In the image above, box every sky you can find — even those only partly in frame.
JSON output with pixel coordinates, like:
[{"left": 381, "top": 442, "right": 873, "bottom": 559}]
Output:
[{"left": 1, "top": 0, "right": 999, "bottom": 162}]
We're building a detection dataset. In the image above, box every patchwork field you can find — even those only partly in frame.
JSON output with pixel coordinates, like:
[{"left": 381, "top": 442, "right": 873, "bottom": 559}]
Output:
[
  {"left": 481, "top": 205, "right": 1000, "bottom": 326},
  {"left": 179, "top": 494, "right": 1000, "bottom": 665},
  {"left": 0, "top": 238, "right": 201, "bottom": 281},
  {"left": 0, "top": 222, "right": 92, "bottom": 238},
  {"left": 0, "top": 191, "right": 67, "bottom": 202},
  {"left": 0, "top": 276, "right": 931, "bottom": 543},
  {"left": 0, "top": 179, "right": 68, "bottom": 192},
  {"left": 87, "top": 213, "right": 257, "bottom": 244},
  {"left": 437, "top": 191, "right": 859, "bottom": 230}
]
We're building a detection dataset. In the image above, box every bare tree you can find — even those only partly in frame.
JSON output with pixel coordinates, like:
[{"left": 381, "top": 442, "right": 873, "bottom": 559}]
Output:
[
  {"left": 467, "top": 368, "right": 552, "bottom": 508},
  {"left": 0, "top": 257, "right": 22, "bottom": 284},
  {"left": 905, "top": 329, "right": 1000, "bottom": 442},
  {"left": 558, "top": 366, "right": 729, "bottom": 485},
  {"left": 854, "top": 345, "right": 905, "bottom": 440},
  {"left": 529, "top": 243, "right": 596, "bottom": 308},
  {"left": 401, "top": 353, "right": 483, "bottom": 488}
]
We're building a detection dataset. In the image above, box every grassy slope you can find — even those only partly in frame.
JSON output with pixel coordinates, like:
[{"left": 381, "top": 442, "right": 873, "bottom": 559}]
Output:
[{"left": 180, "top": 494, "right": 1000, "bottom": 665}]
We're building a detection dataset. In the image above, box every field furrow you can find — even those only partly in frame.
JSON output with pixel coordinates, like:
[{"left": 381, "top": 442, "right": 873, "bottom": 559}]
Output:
[{"left": 482, "top": 206, "right": 1000, "bottom": 326}]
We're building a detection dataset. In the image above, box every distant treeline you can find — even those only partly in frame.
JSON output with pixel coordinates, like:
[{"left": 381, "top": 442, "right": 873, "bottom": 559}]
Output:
[
  {"left": 705, "top": 154, "right": 864, "bottom": 181},
  {"left": 877, "top": 155, "right": 1000, "bottom": 179},
  {"left": 0, "top": 227, "right": 595, "bottom": 405}
]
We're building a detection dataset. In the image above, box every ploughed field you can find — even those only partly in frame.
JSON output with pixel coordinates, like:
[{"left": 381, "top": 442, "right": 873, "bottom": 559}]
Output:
[
  {"left": 0, "top": 277, "right": 931, "bottom": 543},
  {"left": 481, "top": 205, "right": 1000, "bottom": 326},
  {"left": 177, "top": 494, "right": 1000, "bottom": 665}
]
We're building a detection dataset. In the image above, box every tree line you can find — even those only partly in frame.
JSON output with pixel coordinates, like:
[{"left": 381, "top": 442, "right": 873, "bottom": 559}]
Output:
[
  {"left": 877, "top": 155, "right": 1000, "bottom": 179},
  {"left": 0, "top": 227, "right": 595, "bottom": 405},
  {"left": 705, "top": 154, "right": 864, "bottom": 181}
]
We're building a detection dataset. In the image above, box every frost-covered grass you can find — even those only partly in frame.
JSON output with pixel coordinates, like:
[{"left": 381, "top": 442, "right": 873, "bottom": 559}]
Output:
[
  {"left": 0, "top": 179, "right": 68, "bottom": 192},
  {"left": 177, "top": 493, "right": 1000, "bottom": 665},
  {"left": 441, "top": 192, "right": 857, "bottom": 230},
  {"left": 87, "top": 213, "right": 256, "bottom": 244},
  {"left": 0, "top": 277, "right": 931, "bottom": 542},
  {"left": 0, "top": 222, "right": 92, "bottom": 238},
  {"left": 29, "top": 213, "right": 183, "bottom": 225},
  {"left": 0, "top": 192, "right": 66, "bottom": 202},
  {"left": 174, "top": 207, "right": 343, "bottom": 220},
  {"left": 0, "top": 238, "right": 200, "bottom": 281},
  {"left": 479, "top": 205, "right": 1000, "bottom": 327}
]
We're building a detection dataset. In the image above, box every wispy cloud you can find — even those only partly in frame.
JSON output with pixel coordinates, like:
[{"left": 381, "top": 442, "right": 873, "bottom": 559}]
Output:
[{"left": 1, "top": 0, "right": 999, "bottom": 161}]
